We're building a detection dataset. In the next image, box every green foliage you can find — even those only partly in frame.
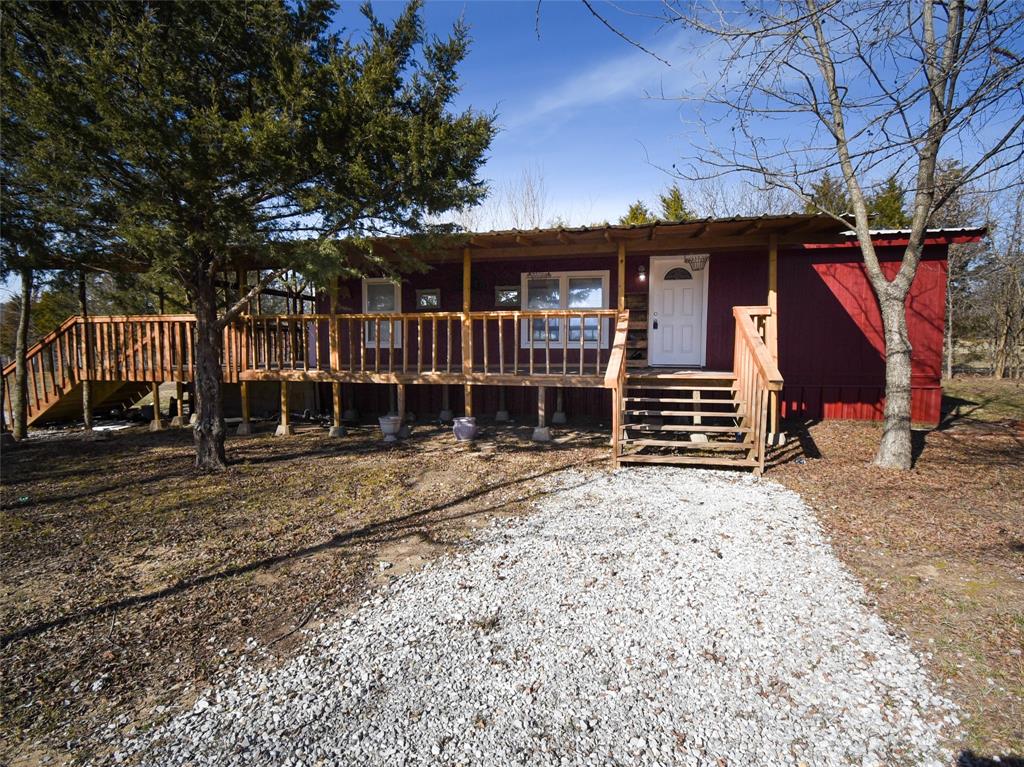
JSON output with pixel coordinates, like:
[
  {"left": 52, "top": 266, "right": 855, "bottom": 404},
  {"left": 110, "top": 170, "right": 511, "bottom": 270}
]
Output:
[
  {"left": 619, "top": 201, "right": 656, "bottom": 226},
  {"left": 2, "top": 0, "right": 495, "bottom": 289},
  {"left": 658, "top": 183, "right": 696, "bottom": 222},
  {"left": 867, "top": 175, "right": 910, "bottom": 228},
  {"left": 803, "top": 171, "right": 851, "bottom": 216}
]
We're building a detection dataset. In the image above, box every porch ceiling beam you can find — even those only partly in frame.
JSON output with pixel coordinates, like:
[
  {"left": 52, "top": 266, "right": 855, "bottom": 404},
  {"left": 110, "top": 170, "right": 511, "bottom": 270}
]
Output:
[
  {"left": 468, "top": 236, "right": 492, "bottom": 248},
  {"left": 414, "top": 232, "right": 851, "bottom": 262},
  {"left": 690, "top": 223, "right": 710, "bottom": 238},
  {"left": 737, "top": 220, "right": 763, "bottom": 235}
]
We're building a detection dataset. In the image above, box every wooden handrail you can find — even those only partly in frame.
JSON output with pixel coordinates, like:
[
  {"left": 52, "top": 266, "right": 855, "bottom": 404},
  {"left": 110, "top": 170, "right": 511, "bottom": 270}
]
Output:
[
  {"left": 603, "top": 311, "right": 630, "bottom": 388},
  {"left": 733, "top": 307, "right": 783, "bottom": 390}
]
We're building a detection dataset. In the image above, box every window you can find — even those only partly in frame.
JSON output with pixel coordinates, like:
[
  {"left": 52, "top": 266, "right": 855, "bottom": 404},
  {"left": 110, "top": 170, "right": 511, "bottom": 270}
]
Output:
[
  {"left": 362, "top": 278, "right": 401, "bottom": 348},
  {"left": 416, "top": 289, "right": 440, "bottom": 310},
  {"left": 520, "top": 270, "right": 609, "bottom": 348},
  {"left": 664, "top": 267, "right": 693, "bottom": 281},
  {"left": 494, "top": 285, "right": 520, "bottom": 307}
]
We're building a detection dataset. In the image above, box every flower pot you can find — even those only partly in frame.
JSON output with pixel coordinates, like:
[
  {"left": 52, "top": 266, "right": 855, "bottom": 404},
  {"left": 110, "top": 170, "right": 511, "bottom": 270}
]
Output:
[
  {"left": 452, "top": 416, "right": 477, "bottom": 441},
  {"left": 378, "top": 415, "right": 402, "bottom": 442}
]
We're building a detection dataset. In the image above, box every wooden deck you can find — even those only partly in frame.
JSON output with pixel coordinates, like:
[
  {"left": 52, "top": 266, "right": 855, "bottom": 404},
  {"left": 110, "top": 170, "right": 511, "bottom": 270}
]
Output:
[{"left": 3, "top": 307, "right": 782, "bottom": 474}]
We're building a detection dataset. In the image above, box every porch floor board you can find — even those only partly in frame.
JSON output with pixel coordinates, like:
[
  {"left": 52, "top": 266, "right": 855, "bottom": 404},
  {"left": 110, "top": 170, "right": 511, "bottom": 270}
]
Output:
[{"left": 239, "top": 366, "right": 609, "bottom": 388}]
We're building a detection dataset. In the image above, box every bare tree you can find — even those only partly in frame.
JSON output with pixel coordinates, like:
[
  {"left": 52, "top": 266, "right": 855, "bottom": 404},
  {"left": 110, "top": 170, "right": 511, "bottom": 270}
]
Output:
[
  {"left": 690, "top": 178, "right": 797, "bottom": 218},
  {"left": 597, "top": 0, "right": 1024, "bottom": 469},
  {"left": 503, "top": 165, "right": 550, "bottom": 230}
]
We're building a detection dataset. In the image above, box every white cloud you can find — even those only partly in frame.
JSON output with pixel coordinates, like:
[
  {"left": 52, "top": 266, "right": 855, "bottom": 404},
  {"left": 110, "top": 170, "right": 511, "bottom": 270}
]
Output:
[{"left": 504, "top": 29, "right": 709, "bottom": 130}]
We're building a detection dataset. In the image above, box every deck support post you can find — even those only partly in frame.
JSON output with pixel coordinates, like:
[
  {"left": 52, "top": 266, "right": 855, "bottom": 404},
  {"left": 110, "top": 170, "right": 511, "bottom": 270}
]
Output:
[
  {"left": 235, "top": 381, "right": 252, "bottom": 435},
  {"left": 171, "top": 381, "right": 187, "bottom": 427},
  {"left": 532, "top": 385, "right": 551, "bottom": 442},
  {"left": 552, "top": 387, "right": 566, "bottom": 424},
  {"left": 149, "top": 382, "right": 167, "bottom": 431},
  {"left": 328, "top": 382, "right": 345, "bottom": 437},
  {"left": 342, "top": 383, "right": 358, "bottom": 422},
  {"left": 396, "top": 383, "right": 410, "bottom": 438},
  {"left": 387, "top": 384, "right": 398, "bottom": 416},
  {"left": 495, "top": 386, "right": 509, "bottom": 422},
  {"left": 463, "top": 383, "right": 473, "bottom": 417},
  {"left": 275, "top": 381, "right": 293, "bottom": 436},
  {"left": 439, "top": 385, "right": 453, "bottom": 423}
]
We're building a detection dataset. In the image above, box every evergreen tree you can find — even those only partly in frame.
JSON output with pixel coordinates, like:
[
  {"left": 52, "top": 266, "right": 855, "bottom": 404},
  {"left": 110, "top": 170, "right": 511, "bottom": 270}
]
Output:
[
  {"left": 657, "top": 183, "right": 696, "bottom": 222},
  {"left": 2, "top": 1, "right": 494, "bottom": 468},
  {"left": 619, "top": 201, "right": 656, "bottom": 225},
  {"left": 803, "top": 171, "right": 851, "bottom": 215},
  {"left": 867, "top": 175, "right": 910, "bottom": 228}
]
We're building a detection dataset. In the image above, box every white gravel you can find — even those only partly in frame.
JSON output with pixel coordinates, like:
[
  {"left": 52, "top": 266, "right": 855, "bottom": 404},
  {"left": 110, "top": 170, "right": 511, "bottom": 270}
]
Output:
[{"left": 119, "top": 468, "right": 956, "bottom": 766}]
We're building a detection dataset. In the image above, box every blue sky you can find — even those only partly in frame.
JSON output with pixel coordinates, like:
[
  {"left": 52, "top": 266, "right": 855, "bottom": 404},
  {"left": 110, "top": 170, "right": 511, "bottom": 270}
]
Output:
[{"left": 335, "top": 1, "right": 713, "bottom": 227}]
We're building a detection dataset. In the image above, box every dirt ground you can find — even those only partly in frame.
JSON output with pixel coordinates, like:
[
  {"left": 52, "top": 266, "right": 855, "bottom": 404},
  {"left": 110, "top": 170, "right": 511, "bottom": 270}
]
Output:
[
  {"left": 2, "top": 379, "right": 1022, "bottom": 765},
  {"left": 771, "top": 378, "right": 1024, "bottom": 762},
  {"left": 0, "top": 420, "right": 608, "bottom": 765}
]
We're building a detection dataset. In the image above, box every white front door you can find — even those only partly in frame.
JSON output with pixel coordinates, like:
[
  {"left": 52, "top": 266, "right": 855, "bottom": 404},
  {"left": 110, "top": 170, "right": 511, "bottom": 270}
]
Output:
[{"left": 649, "top": 256, "right": 707, "bottom": 367}]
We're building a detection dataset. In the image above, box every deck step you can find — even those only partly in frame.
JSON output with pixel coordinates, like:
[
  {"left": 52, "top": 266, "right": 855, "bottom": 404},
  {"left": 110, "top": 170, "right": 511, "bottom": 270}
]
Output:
[
  {"left": 623, "top": 423, "right": 752, "bottom": 433},
  {"left": 620, "top": 438, "right": 752, "bottom": 451},
  {"left": 624, "top": 396, "right": 742, "bottom": 405},
  {"left": 625, "top": 383, "right": 737, "bottom": 392},
  {"left": 617, "top": 454, "right": 760, "bottom": 467},
  {"left": 623, "top": 409, "right": 744, "bottom": 418}
]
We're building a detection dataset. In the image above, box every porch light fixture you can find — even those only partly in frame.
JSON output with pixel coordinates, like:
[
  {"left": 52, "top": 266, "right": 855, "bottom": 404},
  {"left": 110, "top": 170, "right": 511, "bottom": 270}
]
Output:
[
  {"left": 684, "top": 253, "right": 710, "bottom": 271},
  {"left": 637, "top": 265, "right": 647, "bottom": 282}
]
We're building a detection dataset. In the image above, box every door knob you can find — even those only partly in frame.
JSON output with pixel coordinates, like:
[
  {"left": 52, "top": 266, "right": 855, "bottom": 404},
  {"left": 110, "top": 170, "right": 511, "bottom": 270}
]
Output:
[{"left": 652, "top": 319, "right": 659, "bottom": 330}]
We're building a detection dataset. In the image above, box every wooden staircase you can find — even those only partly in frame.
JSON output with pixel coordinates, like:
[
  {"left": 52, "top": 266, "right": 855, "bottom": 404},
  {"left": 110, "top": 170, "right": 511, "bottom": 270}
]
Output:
[
  {"left": 2, "top": 314, "right": 195, "bottom": 427},
  {"left": 617, "top": 370, "right": 760, "bottom": 470},
  {"left": 609, "top": 307, "right": 783, "bottom": 474}
]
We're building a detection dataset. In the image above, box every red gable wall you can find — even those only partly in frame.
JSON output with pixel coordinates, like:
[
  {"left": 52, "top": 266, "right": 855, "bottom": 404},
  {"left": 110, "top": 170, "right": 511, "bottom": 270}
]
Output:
[{"left": 777, "top": 244, "right": 947, "bottom": 424}]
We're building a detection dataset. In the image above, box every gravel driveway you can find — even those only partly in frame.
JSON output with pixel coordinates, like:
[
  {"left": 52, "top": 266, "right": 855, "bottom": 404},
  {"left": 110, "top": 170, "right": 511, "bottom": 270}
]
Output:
[{"left": 121, "top": 468, "right": 955, "bottom": 766}]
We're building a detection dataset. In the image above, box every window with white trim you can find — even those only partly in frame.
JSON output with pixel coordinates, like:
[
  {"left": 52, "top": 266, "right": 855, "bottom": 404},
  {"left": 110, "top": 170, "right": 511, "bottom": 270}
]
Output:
[
  {"left": 520, "top": 270, "right": 609, "bottom": 348},
  {"left": 362, "top": 278, "right": 402, "bottom": 348}
]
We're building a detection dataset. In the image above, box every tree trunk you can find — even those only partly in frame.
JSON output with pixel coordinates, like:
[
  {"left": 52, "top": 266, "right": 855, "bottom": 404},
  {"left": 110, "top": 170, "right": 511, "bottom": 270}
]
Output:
[
  {"left": 875, "top": 293, "right": 914, "bottom": 469},
  {"left": 12, "top": 266, "right": 33, "bottom": 441},
  {"left": 192, "top": 274, "right": 227, "bottom": 470},
  {"left": 78, "top": 271, "right": 93, "bottom": 428}
]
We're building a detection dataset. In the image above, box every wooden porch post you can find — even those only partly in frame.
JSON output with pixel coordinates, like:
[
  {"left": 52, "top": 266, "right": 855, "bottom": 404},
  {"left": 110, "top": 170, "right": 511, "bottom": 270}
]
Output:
[
  {"left": 767, "top": 234, "right": 781, "bottom": 438},
  {"left": 234, "top": 271, "right": 253, "bottom": 436},
  {"left": 149, "top": 382, "right": 166, "bottom": 431},
  {"left": 275, "top": 380, "right": 293, "bottom": 436},
  {"left": 462, "top": 247, "right": 473, "bottom": 417},
  {"left": 617, "top": 241, "right": 627, "bottom": 311},
  {"left": 532, "top": 385, "right": 551, "bottom": 441}
]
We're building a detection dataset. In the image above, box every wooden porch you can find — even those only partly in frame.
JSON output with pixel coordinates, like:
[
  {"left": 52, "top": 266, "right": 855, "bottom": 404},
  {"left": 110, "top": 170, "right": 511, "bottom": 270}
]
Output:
[{"left": 2, "top": 303, "right": 781, "bottom": 472}]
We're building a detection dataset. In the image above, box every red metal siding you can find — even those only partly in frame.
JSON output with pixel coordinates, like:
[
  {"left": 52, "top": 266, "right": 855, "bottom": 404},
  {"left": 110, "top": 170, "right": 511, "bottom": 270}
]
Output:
[
  {"left": 704, "top": 251, "right": 770, "bottom": 370},
  {"left": 778, "top": 245, "right": 947, "bottom": 425},
  {"left": 317, "top": 244, "right": 948, "bottom": 426}
]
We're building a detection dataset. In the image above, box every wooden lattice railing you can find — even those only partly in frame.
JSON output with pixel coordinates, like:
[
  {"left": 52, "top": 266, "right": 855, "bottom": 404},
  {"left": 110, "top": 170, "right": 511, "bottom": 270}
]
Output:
[{"left": 732, "top": 305, "right": 784, "bottom": 472}]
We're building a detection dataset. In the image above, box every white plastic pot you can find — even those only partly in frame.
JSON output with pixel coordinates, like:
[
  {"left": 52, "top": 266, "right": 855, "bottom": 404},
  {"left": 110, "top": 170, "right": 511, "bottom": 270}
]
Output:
[
  {"left": 378, "top": 415, "right": 402, "bottom": 442},
  {"left": 452, "top": 416, "right": 477, "bottom": 441}
]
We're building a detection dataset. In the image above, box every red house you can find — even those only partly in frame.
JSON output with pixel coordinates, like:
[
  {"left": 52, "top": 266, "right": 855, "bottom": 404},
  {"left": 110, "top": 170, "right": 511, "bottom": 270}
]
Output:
[{"left": 2, "top": 214, "right": 982, "bottom": 474}]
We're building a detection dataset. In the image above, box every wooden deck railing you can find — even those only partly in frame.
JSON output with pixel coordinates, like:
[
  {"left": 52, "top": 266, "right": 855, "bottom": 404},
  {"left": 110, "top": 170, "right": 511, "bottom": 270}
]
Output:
[
  {"left": 238, "top": 310, "right": 621, "bottom": 380},
  {"left": 3, "top": 310, "right": 630, "bottom": 425},
  {"left": 732, "top": 305, "right": 784, "bottom": 472}
]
